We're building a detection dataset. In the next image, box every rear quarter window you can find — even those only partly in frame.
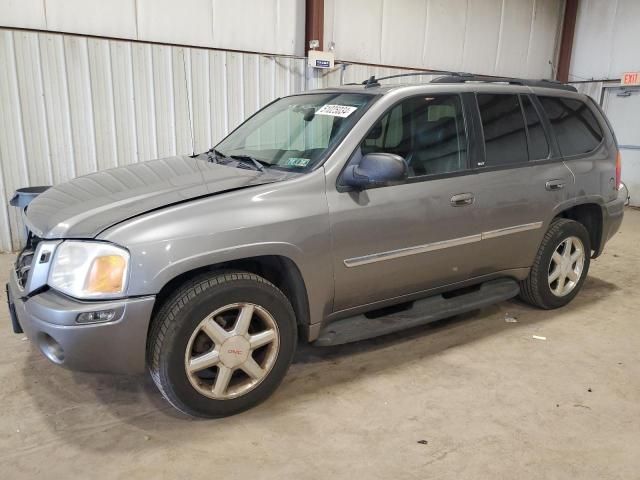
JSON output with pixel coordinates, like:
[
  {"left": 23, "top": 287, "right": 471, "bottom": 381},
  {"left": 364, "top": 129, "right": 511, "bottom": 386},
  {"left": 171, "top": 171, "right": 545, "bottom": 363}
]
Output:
[
  {"left": 477, "top": 94, "right": 529, "bottom": 166},
  {"left": 538, "top": 96, "right": 603, "bottom": 157}
]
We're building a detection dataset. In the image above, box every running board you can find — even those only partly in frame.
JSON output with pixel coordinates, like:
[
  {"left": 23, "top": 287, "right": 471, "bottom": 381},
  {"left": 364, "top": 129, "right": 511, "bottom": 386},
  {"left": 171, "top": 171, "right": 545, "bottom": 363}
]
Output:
[{"left": 314, "top": 278, "right": 520, "bottom": 347}]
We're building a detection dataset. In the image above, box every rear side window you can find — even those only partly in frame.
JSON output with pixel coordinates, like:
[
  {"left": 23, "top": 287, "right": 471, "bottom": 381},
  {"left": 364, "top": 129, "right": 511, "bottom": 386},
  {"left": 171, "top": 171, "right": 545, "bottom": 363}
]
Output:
[
  {"left": 521, "top": 95, "right": 550, "bottom": 160},
  {"left": 477, "top": 94, "right": 528, "bottom": 166},
  {"left": 538, "top": 96, "right": 603, "bottom": 157}
]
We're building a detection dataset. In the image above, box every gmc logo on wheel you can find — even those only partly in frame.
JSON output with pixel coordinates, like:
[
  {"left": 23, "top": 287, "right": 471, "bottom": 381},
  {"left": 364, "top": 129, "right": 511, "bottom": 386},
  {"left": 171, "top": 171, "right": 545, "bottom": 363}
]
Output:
[{"left": 227, "top": 349, "right": 243, "bottom": 355}]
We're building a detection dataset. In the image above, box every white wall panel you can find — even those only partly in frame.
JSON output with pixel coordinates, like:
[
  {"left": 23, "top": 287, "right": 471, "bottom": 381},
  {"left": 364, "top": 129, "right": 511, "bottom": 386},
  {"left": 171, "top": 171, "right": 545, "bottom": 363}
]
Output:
[
  {"left": 461, "top": 0, "right": 502, "bottom": 75},
  {"left": 0, "top": 0, "right": 304, "bottom": 56},
  {"left": 87, "top": 38, "right": 118, "bottom": 171},
  {"left": 325, "top": 0, "right": 563, "bottom": 78},
  {"left": 63, "top": 35, "right": 98, "bottom": 177},
  {"left": 137, "top": 0, "right": 214, "bottom": 49},
  {"left": 152, "top": 44, "right": 176, "bottom": 158},
  {"left": 570, "top": 0, "right": 618, "bottom": 80},
  {"left": 571, "top": 0, "right": 640, "bottom": 81},
  {"left": 495, "top": 0, "right": 534, "bottom": 77},
  {"left": 172, "top": 47, "right": 194, "bottom": 156},
  {"left": 225, "top": 52, "right": 245, "bottom": 135},
  {"left": 0, "top": 28, "right": 308, "bottom": 251},
  {"left": 209, "top": 50, "right": 229, "bottom": 142},
  {"left": 380, "top": 0, "right": 427, "bottom": 68},
  {"left": 111, "top": 41, "right": 138, "bottom": 166},
  {"left": 259, "top": 55, "right": 277, "bottom": 108},
  {"left": 243, "top": 54, "right": 260, "bottom": 120},
  {"left": 13, "top": 31, "right": 53, "bottom": 186},
  {"left": 212, "top": 0, "right": 304, "bottom": 56},
  {"left": 191, "top": 48, "right": 212, "bottom": 153},
  {"left": 38, "top": 33, "right": 75, "bottom": 182},
  {"left": 526, "top": 0, "right": 562, "bottom": 77},
  {"left": 131, "top": 43, "right": 158, "bottom": 162},
  {"left": 331, "top": 0, "right": 384, "bottom": 65},
  {"left": 609, "top": 0, "right": 640, "bottom": 79},
  {"left": 0, "top": 31, "right": 29, "bottom": 252},
  {"left": 0, "top": 0, "right": 46, "bottom": 30},
  {"left": 45, "top": 0, "right": 137, "bottom": 40},
  {"left": 423, "top": 0, "right": 467, "bottom": 71}
]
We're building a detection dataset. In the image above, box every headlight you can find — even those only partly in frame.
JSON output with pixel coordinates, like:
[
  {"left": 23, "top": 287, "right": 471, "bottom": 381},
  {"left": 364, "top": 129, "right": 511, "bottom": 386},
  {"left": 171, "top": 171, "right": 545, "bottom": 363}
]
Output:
[{"left": 48, "top": 241, "right": 130, "bottom": 299}]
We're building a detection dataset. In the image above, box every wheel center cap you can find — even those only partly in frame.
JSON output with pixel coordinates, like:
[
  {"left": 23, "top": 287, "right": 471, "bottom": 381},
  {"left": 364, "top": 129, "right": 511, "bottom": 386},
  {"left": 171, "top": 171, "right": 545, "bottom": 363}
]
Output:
[{"left": 219, "top": 336, "right": 250, "bottom": 368}]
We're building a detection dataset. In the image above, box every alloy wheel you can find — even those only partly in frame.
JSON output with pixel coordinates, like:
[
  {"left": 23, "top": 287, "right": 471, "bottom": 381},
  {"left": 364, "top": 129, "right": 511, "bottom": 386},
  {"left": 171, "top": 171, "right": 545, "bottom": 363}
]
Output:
[
  {"left": 184, "top": 303, "right": 280, "bottom": 400},
  {"left": 547, "top": 236, "right": 585, "bottom": 297}
]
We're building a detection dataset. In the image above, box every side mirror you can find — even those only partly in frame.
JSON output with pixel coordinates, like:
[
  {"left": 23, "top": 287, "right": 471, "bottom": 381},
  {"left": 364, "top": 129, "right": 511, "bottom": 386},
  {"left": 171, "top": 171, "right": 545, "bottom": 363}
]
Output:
[{"left": 342, "top": 153, "right": 408, "bottom": 189}]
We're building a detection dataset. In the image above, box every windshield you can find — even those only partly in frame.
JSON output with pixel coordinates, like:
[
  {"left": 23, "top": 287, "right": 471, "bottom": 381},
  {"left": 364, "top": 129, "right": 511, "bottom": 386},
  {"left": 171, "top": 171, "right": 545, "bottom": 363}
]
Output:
[{"left": 214, "top": 93, "right": 375, "bottom": 171}]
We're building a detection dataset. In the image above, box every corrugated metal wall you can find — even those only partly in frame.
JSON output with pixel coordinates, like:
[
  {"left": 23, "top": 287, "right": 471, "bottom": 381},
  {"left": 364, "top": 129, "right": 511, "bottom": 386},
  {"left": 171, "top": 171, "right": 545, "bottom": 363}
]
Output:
[{"left": 0, "top": 28, "right": 307, "bottom": 252}]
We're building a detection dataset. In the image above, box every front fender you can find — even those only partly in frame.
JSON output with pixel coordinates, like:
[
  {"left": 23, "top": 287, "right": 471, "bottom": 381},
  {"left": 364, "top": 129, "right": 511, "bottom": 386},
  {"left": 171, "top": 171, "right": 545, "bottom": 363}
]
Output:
[
  {"left": 151, "top": 241, "right": 305, "bottom": 294},
  {"left": 97, "top": 172, "right": 334, "bottom": 327}
]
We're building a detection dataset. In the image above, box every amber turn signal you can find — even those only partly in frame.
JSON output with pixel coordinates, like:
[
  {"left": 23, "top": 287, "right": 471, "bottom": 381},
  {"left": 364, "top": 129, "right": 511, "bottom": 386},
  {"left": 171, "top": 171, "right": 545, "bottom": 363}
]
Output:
[{"left": 85, "top": 255, "right": 127, "bottom": 294}]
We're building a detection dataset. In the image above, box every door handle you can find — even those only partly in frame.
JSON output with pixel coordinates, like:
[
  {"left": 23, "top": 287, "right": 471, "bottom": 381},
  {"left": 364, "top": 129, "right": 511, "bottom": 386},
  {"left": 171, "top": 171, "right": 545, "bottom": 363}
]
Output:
[
  {"left": 450, "top": 193, "right": 474, "bottom": 207},
  {"left": 545, "top": 180, "right": 565, "bottom": 191}
]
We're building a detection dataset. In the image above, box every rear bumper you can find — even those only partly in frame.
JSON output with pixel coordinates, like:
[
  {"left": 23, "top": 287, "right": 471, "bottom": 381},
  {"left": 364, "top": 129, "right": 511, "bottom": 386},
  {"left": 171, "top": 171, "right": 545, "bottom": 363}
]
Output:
[
  {"left": 7, "top": 269, "right": 155, "bottom": 374},
  {"left": 597, "top": 184, "right": 627, "bottom": 256}
]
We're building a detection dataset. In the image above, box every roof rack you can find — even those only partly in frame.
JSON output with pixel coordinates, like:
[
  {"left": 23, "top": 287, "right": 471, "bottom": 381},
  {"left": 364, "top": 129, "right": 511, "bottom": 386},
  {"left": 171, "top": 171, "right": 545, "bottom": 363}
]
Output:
[
  {"left": 431, "top": 73, "right": 577, "bottom": 92},
  {"left": 362, "top": 71, "right": 577, "bottom": 92},
  {"left": 362, "top": 70, "right": 463, "bottom": 88}
]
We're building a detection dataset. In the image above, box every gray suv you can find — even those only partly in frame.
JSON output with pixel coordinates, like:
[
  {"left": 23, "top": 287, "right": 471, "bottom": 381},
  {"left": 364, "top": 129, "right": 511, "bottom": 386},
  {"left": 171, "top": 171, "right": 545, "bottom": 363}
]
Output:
[{"left": 6, "top": 74, "right": 626, "bottom": 417}]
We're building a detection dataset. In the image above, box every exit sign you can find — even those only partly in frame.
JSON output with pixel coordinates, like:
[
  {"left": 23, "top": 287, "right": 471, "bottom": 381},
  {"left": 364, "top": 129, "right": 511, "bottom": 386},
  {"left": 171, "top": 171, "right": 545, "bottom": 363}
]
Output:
[{"left": 622, "top": 72, "right": 640, "bottom": 86}]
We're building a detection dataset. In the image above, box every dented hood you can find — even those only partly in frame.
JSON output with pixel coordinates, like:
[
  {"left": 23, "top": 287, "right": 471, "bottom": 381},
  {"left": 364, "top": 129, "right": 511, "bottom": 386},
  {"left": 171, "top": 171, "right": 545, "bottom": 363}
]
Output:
[{"left": 25, "top": 155, "right": 293, "bottom": 239}]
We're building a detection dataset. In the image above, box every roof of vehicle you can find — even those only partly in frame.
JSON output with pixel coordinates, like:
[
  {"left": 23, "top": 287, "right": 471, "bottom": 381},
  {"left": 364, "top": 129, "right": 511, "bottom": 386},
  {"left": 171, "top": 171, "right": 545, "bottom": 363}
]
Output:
[{"left": 307, "top": 73, "right": 581, "bottom": 98}]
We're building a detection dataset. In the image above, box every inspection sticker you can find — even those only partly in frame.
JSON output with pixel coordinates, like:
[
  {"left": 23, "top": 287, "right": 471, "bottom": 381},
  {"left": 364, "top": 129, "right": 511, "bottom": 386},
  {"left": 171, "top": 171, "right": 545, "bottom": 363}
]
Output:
[
  {"left": 285, "top": 157, "right": 310, "bottom": 167},
  {"left": 316, "top": 104, "right": 358, "bottom": 118}
]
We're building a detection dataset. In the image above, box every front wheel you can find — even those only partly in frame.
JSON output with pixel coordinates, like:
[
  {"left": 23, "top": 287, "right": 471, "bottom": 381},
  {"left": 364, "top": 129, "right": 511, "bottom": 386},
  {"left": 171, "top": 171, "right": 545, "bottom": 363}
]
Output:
[
  {"left": 148, "top": 272, "right": 297, "bottom": 418},
  {"left": 519, "top": 218, "right": 591, "bottom": 309}
]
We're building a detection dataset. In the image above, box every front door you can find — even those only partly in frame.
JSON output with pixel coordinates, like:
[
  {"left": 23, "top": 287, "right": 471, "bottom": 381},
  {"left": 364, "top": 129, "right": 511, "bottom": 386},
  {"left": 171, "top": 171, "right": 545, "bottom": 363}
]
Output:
[{"left": 326, "top": 94, "right": 482, "bottom": 312}]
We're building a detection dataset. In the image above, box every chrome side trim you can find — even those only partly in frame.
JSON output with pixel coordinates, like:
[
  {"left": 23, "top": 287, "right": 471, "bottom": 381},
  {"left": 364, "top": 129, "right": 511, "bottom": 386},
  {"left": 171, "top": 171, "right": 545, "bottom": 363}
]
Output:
[
  {"left": 343, "top": 234, "right": 482, "bottom": 267},
  {"left": 481, "top": 221, "right": 543, "bottom": 240},
  {"left": 343, "top": 221, "right": 544, "bottom": 268}
]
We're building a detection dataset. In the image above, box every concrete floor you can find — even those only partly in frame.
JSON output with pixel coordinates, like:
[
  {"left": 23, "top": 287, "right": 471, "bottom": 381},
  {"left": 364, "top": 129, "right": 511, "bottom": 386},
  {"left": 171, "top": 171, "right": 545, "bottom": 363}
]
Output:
[{"left": 1, "top": 210, "right": 639, "bottom": 479}]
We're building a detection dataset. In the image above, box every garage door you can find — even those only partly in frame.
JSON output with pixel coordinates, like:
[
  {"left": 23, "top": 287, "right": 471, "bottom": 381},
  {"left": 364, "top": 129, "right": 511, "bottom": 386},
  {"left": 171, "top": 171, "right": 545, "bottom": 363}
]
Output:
[{"left": 603, "top": 87, "right": 640, "bottom": 206}]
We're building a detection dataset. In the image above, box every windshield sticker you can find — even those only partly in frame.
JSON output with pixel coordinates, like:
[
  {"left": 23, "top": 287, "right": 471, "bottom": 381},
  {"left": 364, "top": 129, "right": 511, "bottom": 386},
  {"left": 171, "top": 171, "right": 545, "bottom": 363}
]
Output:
[
  {"left": 316, "top": 104, "right": 358, "bottom": 118},
  {"left": 285, "top": 157, "right": 310, "bottom": 167}
]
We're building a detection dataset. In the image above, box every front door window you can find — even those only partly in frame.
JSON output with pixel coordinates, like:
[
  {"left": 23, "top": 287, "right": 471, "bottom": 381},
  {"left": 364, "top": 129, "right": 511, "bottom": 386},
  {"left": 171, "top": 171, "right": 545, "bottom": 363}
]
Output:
[{"left": 359, "top": 94, "right": 468, "bottom": 177}]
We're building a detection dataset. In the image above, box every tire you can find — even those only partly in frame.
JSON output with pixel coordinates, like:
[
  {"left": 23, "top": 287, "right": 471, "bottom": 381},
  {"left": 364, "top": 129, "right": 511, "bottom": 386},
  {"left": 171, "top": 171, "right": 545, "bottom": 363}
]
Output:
[
  {"left": 519, "top": 218, "right": 591, "bottom": 309},
  {"left": 147, "top": 271, "right": 297, "bottom": 418}
]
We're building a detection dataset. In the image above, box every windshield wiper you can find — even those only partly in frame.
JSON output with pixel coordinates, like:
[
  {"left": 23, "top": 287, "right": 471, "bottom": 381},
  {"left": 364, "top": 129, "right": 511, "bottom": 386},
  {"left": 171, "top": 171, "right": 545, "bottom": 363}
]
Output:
[
  {"left": 206, "top": 148, "right": 228, "bottom": 163},
  {"left": 229, "top": 155, "right": 267, "bottom": 172}
]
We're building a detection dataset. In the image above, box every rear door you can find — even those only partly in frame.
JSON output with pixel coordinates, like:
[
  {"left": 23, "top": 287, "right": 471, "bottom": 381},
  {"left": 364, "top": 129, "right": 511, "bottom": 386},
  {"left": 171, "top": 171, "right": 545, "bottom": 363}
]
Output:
[{"left": 467, "top": 92, "right": 574, "bottom": 277}]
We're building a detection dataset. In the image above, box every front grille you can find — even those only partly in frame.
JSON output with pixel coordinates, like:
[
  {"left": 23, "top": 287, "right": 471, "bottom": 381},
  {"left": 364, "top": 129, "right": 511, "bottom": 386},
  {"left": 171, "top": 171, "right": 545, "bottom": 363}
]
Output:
[{"left": 14, "top": 231, "right": 42, "bottom": 290}]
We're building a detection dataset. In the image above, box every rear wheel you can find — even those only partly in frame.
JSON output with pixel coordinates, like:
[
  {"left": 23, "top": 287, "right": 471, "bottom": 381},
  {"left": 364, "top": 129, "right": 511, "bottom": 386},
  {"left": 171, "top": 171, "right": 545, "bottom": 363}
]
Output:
[
  {"left": 148, "top": 272, "right": 297, "bottom": 417},
  {"left": 519, "top": 218, "right": 591, "bottom": 309}
]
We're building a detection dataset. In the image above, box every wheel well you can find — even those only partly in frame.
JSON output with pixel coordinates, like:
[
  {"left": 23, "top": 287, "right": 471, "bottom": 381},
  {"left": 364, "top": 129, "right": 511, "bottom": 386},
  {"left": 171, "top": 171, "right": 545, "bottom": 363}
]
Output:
[
  {"left": 150, "top": 255, "right": 311, "bottom": 330},
  {"left": 555, "top": 203, "right": 603, "bottom": 256}
]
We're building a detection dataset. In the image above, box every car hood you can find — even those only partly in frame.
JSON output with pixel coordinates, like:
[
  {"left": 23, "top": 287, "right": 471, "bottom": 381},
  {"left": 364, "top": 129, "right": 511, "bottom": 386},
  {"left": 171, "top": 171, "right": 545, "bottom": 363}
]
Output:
[{"left": 25, "top": 155, "right": 295, "bottom": 239}]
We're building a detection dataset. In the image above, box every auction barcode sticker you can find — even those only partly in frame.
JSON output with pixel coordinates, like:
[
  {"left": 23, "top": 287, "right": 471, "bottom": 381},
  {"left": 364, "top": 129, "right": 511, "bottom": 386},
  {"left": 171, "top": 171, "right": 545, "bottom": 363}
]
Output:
[{"left": 316, "top": 104, "right": 358, "bottom": 118}]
